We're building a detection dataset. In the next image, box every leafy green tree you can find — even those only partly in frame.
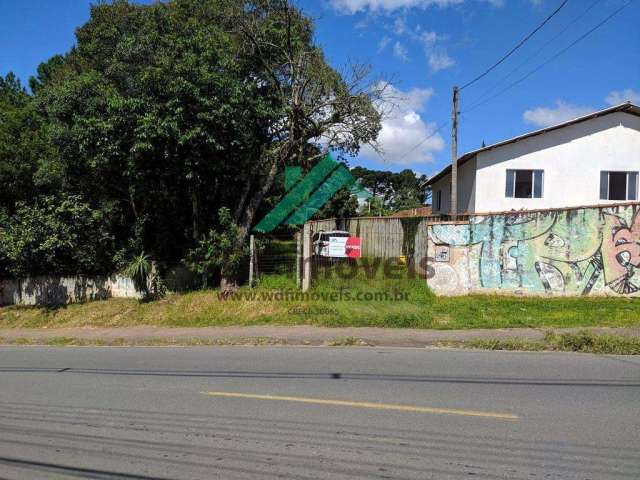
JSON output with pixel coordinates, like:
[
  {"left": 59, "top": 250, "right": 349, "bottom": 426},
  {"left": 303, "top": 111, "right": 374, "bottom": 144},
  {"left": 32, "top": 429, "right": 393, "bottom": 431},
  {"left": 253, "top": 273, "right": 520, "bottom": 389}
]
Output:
[
  {"left": 351, "top": 166, "right": 394, "bottom": 200},
  {"left": 185, "top": 208, "right": 248, "bottom": 291},
  {"left": 0, "top": 195, "right": 113, "bottom": 277},
  {"left": 227, "top": 1, "right": 384, "bottom": 251},
  {"left": 314, "top": 187, "right": 359, "bottom": 220},
  {"left": 0, "top": 73, "right": 61, "bottom": 214},
  {"left": 391, "top": 169, "right": 430, "bottom": 210},
  {"left": 352, "top": 166, "right": 429, "bottom": 213},
  {"left": 32, "top": 0, "right": 382, "bottom": 288},
  {"left": 36, "top": 0, "right": 263, "bottom": 262},
  {"left": 29, "top": 55, "right": 65, "bottom": 94}
]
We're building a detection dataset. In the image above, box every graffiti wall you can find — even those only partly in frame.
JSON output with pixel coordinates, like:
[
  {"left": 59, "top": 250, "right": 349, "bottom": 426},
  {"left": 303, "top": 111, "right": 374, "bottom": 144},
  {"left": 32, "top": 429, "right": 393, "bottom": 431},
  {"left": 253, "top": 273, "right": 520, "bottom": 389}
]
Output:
[{"left": 427, "top": 203, "right": 640, "bottom": 296}]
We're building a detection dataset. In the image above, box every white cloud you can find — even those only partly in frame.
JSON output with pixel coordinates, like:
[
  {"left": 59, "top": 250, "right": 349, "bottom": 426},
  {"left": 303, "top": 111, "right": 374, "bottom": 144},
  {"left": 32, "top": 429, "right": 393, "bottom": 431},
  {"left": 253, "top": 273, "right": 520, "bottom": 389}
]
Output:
[
  {"left": 393, "top": 41, "right": 409, "bottom": 61},
  {"left": 605, "top": 89, "right": 640, "bottom": 106},
  {"left": 416, "top": 31, "right": 454, "bottom": 72},
  {"left": 417, "top": 30, "right": 438, "bottom": 48},
  {"left": 378, "top": 36, "right": 392, "bottom": 51},
  {"left": 428, "top": 50, "right": 455, "bottom": 72},
  {"left": 523, "top": 100, "right": 594, "bottom": 128},
  {"left": 393, "top": 17, "right": 407, "bottom": 35},
  {"left": 330, "top": 0, "right": 462, "bottom": 14},
  {"left": 394, "top": 84, "right": 435, "bottom": 111},
  {"left": 360, "top": 84, "right": 444, "bottom": 164},
  {"left": 388, "top": 22, "right": 453, "bottom": 72}
]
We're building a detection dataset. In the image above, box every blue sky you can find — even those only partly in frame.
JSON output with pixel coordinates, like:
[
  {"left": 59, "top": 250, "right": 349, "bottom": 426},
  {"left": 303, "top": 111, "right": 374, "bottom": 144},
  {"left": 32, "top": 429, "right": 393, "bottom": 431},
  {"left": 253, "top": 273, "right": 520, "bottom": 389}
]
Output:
[{"left": 1, "top": 0, "right": 638, "bottom": 178}]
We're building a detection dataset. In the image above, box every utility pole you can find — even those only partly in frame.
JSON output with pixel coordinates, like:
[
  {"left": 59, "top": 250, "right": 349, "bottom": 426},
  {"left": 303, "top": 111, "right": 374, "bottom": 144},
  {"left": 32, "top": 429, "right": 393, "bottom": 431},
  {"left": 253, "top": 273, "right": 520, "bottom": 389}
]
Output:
[
  {"left": 302, "top": 223, "right": 311, "bottom": 292},
  {"left": 249, "top": 234, "right": 255, "bottom": 288},
  {"left": 450, "top": 86, "right": 459, "bottom": 219},
  {"left": 295, "top": 231, "right": 302, "bottom": 289}
]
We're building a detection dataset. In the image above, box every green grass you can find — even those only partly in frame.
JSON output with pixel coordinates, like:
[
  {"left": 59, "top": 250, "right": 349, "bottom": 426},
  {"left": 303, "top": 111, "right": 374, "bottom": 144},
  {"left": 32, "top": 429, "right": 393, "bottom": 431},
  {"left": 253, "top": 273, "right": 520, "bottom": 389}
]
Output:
[
  {"left": 257, "top": 272, "right": 297, "bottom": 290},
  {"left": 0, "top": 336, "right": 287, "bottom": 347},
  {"left": 3, "top": 331, "right": 638, "bottom": 354},
  {"left": 1, "top": 264, "right": 639, "bottom": 330},
  {"left": 328, "top": 336, "right": 362, "bottom": 346},
  {"left": 446, "top": 331, "right": 640, "bottom": 355}
]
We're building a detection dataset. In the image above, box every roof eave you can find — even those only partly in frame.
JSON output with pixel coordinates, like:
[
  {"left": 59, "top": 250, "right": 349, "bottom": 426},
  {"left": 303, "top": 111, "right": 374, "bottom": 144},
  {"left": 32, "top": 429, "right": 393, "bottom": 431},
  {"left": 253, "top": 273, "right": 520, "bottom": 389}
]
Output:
[{"left": 426, "top": 102, "right": 639, "bottom": 186}]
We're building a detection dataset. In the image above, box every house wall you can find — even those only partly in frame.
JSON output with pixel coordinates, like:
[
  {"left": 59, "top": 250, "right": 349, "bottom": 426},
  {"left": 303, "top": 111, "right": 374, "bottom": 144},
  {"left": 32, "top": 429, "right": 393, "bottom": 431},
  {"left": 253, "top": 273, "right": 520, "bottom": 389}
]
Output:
[
  {"left": 474, "top": 112, "right": 640, "bottom": 212},
  {"left": 431, "top": 156, "right": 476, "bottom": 215},
  {"left": 426, "top": 203, "right": 640, "bottom": 296}
]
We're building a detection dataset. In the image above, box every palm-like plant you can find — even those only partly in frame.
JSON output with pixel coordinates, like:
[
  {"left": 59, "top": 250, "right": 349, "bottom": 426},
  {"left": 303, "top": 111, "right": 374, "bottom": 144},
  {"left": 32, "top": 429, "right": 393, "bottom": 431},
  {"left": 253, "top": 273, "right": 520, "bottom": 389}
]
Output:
[{"left": 124, "top": 252, "right": 151, "bottom": 298}]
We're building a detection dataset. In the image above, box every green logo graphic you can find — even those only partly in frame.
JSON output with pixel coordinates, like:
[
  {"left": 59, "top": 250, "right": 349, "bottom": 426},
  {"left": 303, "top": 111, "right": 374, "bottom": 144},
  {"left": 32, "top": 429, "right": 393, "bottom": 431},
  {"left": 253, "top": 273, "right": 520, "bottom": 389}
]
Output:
[{"left": 253, "top": 155, "right": 370, "bottom": 233}]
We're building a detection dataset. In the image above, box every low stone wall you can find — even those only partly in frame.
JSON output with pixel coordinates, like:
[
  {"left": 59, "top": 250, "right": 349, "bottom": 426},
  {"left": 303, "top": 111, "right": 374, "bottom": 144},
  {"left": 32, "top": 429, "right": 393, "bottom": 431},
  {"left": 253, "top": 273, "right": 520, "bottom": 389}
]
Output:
[
  {"left": 427, "top": 202, "right": 640, "bottom": 296},
  {"left": 0, "top": 275, "right": 140, "bottom": 306},
  {"left": 0, "top": 264, "right": 201, "bottom": 307}
]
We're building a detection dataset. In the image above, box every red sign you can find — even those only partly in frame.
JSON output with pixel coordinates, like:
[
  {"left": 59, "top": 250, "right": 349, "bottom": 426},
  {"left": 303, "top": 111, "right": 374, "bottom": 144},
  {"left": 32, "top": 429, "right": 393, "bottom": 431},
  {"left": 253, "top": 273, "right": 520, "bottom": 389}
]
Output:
[{"left": 345, "top": 237, "right": 362, "bottom": 258}]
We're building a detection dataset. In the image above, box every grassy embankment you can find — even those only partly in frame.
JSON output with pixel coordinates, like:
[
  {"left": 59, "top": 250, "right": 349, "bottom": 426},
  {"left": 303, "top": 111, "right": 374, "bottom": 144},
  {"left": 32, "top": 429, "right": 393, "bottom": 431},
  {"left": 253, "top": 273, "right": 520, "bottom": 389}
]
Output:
[
  {"left": 1, "top": 258, "right": 639, "bottom": 331},
  {"left": 3, "top": 331, "right": 638, "bottom": 355},
  {"left": 441, "top": 331, "right": 640, "bottom": 355}
]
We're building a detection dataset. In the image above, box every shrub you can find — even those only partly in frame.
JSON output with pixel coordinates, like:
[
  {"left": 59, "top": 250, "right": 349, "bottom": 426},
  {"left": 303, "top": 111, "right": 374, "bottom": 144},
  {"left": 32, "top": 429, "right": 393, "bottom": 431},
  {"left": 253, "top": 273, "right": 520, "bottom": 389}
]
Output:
[
  {"left": 123, "top": 252, "right": 166, "bottom": 302},
  {"left": 0, "top": 195, "right": 114, "bottom": 277},
  {"left": 184, "top": 207, "right": 248, "bottom": 290},
  {"left": 124, "top": 253, "right": 151, "bottom": 296}
]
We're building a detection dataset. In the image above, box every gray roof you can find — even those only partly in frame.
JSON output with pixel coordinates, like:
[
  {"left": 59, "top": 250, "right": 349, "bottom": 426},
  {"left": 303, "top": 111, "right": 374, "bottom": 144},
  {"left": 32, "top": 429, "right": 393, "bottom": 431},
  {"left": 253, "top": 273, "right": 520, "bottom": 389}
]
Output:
[{"left": 427, "top": 102, "right": 640, "bottom": 186}]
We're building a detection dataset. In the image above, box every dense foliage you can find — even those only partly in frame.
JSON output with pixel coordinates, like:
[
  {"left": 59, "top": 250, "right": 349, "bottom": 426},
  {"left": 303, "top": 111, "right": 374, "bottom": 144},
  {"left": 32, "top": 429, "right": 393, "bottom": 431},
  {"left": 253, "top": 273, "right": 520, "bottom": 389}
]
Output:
[
  {"left": 184, "top": 207, "right": 249, "bottom": 290},
  {"left": 0, "top": 195, "right": 112, "bottom": 277},
  {"left": 312, "top": 166, "right": 431, "bottom": 220},
  {"left": 351, "top": 167, "right": 429, "bottom": 215},
  {"left": 0, "top": 0, "right": 384, "bottom": 285}
]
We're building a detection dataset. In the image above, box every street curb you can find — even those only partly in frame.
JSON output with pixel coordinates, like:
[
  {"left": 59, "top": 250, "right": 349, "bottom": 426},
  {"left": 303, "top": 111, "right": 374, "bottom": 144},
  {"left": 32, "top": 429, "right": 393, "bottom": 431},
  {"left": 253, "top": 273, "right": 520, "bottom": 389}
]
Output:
[{"left": 1, "top": 325, "right": 639, "bottom": 348}]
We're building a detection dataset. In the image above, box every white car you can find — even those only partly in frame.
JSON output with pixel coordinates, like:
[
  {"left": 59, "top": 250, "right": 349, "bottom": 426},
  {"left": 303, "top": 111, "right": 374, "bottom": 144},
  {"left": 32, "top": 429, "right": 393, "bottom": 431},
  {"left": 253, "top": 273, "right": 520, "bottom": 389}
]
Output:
[{"left": 312, "top": 230, "right": 351, "bottom": 258}]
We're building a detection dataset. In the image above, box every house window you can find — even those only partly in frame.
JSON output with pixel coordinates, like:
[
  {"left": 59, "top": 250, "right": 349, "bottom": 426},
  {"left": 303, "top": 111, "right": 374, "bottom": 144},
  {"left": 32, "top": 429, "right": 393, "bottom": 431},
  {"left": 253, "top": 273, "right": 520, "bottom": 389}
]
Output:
[
  {"left": 506, "top": 169, "right": 543, "bottom": 198},
  {"left": 600, "top": 171, "right": 638, "bottom": 201},
  {"left": 435, "top": 190, "right": 442, "bottom": 211}
]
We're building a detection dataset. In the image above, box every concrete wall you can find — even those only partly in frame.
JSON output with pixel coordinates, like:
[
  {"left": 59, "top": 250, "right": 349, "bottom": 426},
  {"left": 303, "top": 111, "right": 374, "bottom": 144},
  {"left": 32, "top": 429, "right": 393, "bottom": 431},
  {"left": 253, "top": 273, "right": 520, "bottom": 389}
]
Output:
[
  {"left": 0, "top": 264, "right": 200, "bottom": 307},
  {"left": 434, "top": 111, "right": 640, "bottom": 214},
  {"left": 0, "top": 275, "right": 140, "bottom": 306},
  {"left": 427, "top": 202, "right": 640, "bottom": 296}
]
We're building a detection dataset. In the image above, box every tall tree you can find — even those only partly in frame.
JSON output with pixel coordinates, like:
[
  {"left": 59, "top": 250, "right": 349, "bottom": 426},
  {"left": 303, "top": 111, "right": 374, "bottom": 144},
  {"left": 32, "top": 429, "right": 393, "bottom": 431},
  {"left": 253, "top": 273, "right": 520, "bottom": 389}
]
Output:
[
  {"left": 351, "top": 166, "right": 429, "bottom": 213},
  {"left": 0, "top": 73, "right": 60, "bottom": 214},
  {"left": 28, "top": 0, "right": 382, "bottom": 289},
  {"left": 37, "top": 0, "right": 277, "bottom": 264},
  {"left": 230, "top": 1, "right": 384, "bottom": 239}
]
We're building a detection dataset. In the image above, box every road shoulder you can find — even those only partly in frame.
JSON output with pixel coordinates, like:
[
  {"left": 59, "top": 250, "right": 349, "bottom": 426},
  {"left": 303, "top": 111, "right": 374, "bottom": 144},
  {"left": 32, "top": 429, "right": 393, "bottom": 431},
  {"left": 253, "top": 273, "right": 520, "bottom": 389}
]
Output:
[{"left": 1, "top": 325, "right": 639, "bottom": 351}]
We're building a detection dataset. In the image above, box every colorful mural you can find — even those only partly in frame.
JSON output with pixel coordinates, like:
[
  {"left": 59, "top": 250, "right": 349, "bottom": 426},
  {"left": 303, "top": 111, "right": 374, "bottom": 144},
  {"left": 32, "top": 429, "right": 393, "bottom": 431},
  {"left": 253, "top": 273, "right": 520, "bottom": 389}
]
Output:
[{"left": 427, "top": 204, "right": 640, "bottom": 296}]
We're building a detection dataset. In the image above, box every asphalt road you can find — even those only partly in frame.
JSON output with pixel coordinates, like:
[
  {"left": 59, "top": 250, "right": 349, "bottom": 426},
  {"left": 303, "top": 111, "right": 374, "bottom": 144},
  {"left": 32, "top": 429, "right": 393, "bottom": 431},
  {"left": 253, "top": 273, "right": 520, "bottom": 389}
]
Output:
[{"left": 0, "top": 346, "right": 638, "bottom": 479}]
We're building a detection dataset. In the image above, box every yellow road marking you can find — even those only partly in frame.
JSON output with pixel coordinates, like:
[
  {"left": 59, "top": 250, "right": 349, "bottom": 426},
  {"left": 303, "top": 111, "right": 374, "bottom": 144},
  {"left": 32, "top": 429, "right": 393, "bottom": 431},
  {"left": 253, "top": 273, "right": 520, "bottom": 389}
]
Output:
[{"left": 201, "top": 391, "right": 519, "bottom": 420}]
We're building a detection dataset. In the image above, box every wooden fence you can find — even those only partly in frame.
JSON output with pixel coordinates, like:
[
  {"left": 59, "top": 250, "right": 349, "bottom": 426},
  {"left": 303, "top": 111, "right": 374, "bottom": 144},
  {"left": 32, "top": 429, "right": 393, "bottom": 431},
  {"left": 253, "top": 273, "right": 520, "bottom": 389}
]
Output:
[{"left": 307, "top": 215, "right": 464, "bottom": 261}]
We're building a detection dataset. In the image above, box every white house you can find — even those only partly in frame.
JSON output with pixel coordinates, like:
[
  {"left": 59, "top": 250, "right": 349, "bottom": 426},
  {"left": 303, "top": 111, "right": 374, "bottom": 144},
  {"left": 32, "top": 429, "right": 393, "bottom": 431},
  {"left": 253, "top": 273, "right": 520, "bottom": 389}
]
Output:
[{"left": 428, "top": 102, "right": 640, "bottom": 215}]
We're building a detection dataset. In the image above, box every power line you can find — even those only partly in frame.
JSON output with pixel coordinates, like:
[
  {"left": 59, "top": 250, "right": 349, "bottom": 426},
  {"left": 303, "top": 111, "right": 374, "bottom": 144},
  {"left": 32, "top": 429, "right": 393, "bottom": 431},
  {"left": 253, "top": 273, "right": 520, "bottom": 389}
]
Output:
[
  {"left": 394, "top": 120, "right": 450, "bottom": 163},
  {"left": 393, "top": 0, "right": 630, "bottom": 165},
  {"left": 464, "top": 0, "right": 602, "bottom": 111},
  {"left": 459, "top": 0, "right": 570, "bottom": 91},
  {"left": 462, "top": 0, "right": 633, "bottom": 114}
]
